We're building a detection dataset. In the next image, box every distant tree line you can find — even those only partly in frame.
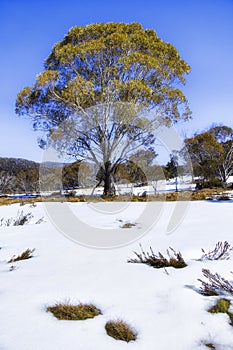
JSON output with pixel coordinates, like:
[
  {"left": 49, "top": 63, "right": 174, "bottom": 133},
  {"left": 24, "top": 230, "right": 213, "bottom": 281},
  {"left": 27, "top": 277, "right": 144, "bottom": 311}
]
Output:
[
  {"left": 1, "top": 125, "right": 232, "bottom": 194},
  {"left": 0, "top": 153, "right": 169, "bottom": 194},
  {"left": 0, "top": 158, "right": 39, "bottom": 194},
  {"left": 0, "top": 158, "right": 63, "bottom": 194},
  {"left": 184, "top": 125, "right": 233, "bottom": 188}
]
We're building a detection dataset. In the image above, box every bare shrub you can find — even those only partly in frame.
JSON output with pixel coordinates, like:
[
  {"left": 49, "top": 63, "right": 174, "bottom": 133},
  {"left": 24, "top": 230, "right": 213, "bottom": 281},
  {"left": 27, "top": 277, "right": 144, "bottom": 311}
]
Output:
[
  {"left": 13, "top": 211, "right": 33, "bottom": 225},
  {"left": 198, "top": 241, "right": 233, "bottom": 261},
  {"left": 35, "top": 217, "right": 44, "bottom": 224},
  {"left": 8, "top": 248, "right": 36, "bottom": 263},
  {"left": 30, "top": 203, "right": 37, "bottom": 208},
  {"left": 217, "top": 194, "right": 231, "bottom": 201},
  {"left": 0, "top": 210, "right": 43, "bottom": 226},
  {"left": 0, "top": 211, "right": 33, "bottom": 226},
  {"left": 198, "top": 269, "right": 233, "bottom": 296},
  {"left": 128, "top": 244, "right": 186, "bottom": 269}
]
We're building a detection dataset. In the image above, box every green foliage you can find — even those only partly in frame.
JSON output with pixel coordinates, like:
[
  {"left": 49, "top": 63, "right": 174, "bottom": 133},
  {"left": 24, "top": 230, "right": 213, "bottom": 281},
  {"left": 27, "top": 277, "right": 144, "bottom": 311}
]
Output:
[
  {"left": 16, "top": 22, "right": 191, "bottom": 196},
  {"left": 8, "top": 248, "right": 35, "bottom": 263},
  {"left": 184, "top": 125, "right": 233, "bottom": 182},
  {"left": 164, "top": 155, "right": 178, "bottom": 180},
  {"left": 128, "top": 244, "right": 187, "bottom": 269},
  {"left": 201, "top": 178, "right": 223, "bottom": 189},
  {"left": 105, "top": 320, "right": 137, "bottom": 342},
  {"left": 114, "top": 161, "right": 147, "bottom": 185},
  {"left": 47, "top": 302, "right": 101, "bottom": 320},
  {"left": 62, "top": 161, "right": 80, "bottom": 189},
  {"left": 16, "top": 22, "right": 191, "bottom": 123},
  {"left": 0, "top": 157, "right": 39, "bottom": 193},
  {"left": 130, "top": 149, "right": 157, "bottom": 166}
]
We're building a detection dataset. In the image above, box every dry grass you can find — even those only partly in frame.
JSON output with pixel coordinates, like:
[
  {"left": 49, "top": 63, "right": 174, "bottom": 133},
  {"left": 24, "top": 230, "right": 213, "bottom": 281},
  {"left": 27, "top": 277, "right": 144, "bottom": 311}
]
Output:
[
  {"left": 105, "top": 320, "right": 137, "bottom": 342},
  {"left": 205, "top": 343, "right": 216, "bottom": 349},
  {"left": 0, "top": 188, "right": 230, "bottom": 206},
  {"left": 0, "top": 197, "right": 42, "bottom": 206},
  {"left": 8, "top": 248, "right": 35, "bottom": 263},
  {"left": 128, "top": 244, "right": 187, "bottom": 269},
  {"left": 208, "top": 298, "right": 233, "bottom": 325},
  {"left": 120, "top": 222, "right": 137, "bottom": 229},
  {"left": 208, "top": 298, "right": 231, "bottom": 314},
  {"left": 47, "top": 302, "right": 101, "bottom": 320},
  {"left": 0, "top": 211, "right": 34, "bottom": 226}
]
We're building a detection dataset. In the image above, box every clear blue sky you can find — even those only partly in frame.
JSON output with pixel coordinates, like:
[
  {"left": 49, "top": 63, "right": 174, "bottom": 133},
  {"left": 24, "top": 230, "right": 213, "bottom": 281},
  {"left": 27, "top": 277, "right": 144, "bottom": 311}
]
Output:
[{"left": 0, "top": 0, "right": 233, "bottom": 163}]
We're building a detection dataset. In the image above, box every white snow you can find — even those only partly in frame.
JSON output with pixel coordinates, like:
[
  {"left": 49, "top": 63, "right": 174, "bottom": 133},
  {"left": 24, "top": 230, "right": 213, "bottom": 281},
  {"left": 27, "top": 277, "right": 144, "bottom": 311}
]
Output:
[
  {"left": 62, "top": 180, "right": 196, "bottom": 197},
  {"left": 1, "top": 200, "right": 233, "bottom": 349},
  {"left": 227, "top": 176, "right": 233, "bottom": 184}
]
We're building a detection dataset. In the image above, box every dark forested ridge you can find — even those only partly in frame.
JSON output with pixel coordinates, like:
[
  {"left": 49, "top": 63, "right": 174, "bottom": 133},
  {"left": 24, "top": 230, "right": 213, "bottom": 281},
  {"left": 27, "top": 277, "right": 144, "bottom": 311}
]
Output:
[
  {"left": 0, "top": 157, "right": 39, "bottom": 175},
  {"left": 0, "top": 157, "right": 64, "bottom": 193}
]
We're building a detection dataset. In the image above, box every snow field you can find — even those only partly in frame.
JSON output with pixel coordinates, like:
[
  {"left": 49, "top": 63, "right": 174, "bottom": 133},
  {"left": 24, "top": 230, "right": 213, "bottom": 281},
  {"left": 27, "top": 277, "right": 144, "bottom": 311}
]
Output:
[{"left": 0, "top": 201, "right": 233, "bottom": 349}]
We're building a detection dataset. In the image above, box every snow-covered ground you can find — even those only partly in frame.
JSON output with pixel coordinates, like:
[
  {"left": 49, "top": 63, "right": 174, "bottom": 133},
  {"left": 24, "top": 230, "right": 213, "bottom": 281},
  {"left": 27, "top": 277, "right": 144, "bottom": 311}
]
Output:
[
  {"left": 1, "top": 201, "right": 233, "bottom": 349},
  {"left": 62, "top": 179, "right": 196, "bottom": 197}
]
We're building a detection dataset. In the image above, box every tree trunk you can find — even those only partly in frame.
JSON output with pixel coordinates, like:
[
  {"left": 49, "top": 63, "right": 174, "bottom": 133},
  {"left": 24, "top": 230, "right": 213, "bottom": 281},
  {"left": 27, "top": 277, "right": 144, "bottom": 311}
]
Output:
[
  {"left": 103, "top": 162, "right": 116, "bottom": 196},
  {"left": 175, "top": 177, "right": 178, "bottom": 192}
]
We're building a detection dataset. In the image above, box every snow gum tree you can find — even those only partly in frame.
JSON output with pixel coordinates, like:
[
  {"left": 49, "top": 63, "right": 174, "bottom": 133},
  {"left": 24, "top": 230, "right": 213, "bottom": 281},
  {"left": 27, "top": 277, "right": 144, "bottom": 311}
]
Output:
[{"left": 16, "top": 22, "right": 191, "bottom": 196}]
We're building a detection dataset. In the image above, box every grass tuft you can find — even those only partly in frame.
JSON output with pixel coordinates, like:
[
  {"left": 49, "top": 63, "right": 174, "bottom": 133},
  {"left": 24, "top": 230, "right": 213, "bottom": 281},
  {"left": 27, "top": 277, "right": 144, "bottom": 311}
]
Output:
[
  {"left": 205, "top": 343, "right": 216, "bottom": 349},
  {"left": 120, "top": 222, "right": 137, "bottom": 229},
  {"left": 8, "top": 248, "right": 35, "bottom": 263},
  {"left": 208, "top": 298, "right": 233, "bottom": 325},
  {"left": 105, "top": 320, "right": 137, "bottom": 342},
  {"left": 0, "top": 211, "right": 33, "bottom": 226},
  {"left": 128, "top": 244, "right": 186, "bottom": 269},
  {"left": 47, "top": 302, "right": 101, "bottom": 320},
  {"left": 208, "top": 298, "right": 231, "bottom": 314}
]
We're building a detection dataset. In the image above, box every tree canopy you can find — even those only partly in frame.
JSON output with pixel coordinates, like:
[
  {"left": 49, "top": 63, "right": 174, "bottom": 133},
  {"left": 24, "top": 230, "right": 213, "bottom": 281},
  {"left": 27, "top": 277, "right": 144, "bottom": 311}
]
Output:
[
  {"left": 16, "top": 22, "right": 191, "bottom": 195},
  {"left": 184, "top": 125, "right": 233, "bottom": 184}
]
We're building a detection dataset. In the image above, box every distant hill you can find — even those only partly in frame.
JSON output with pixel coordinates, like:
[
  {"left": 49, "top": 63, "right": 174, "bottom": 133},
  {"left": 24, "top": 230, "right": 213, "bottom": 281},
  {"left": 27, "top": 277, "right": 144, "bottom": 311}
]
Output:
[
  {"left": 0, "top": 157, "right": 39, "bottom": 175},
  {"left": 0, "top": 157, "right": 76, "bottom": 194}
]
